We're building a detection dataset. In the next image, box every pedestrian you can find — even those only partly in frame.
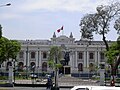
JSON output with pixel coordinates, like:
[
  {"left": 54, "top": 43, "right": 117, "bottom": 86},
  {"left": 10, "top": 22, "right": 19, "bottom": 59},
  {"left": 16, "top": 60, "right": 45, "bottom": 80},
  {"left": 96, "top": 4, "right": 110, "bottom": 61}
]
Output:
[{"left": 46, "top": 76, "right": 53, "bottom": 90}]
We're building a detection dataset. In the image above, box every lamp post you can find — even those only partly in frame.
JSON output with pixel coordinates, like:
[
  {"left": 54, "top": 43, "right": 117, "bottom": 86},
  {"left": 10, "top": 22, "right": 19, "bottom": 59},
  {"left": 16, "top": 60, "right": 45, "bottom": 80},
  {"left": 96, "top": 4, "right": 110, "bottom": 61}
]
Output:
[{"left": 0, "top": 3, "right": 11, "bottom": 7}]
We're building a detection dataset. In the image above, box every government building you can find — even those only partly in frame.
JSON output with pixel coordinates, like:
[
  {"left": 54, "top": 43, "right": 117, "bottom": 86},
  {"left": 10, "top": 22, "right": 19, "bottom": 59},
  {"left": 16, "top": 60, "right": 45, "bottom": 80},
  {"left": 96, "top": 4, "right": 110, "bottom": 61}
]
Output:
[{"left": 1, "top": 32, "right": 113, "bottom": 75}]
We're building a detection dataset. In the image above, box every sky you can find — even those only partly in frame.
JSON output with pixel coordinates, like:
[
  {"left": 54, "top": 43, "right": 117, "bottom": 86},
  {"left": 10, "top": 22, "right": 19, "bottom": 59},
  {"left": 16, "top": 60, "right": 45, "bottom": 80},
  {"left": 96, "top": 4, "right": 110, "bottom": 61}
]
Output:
[{"left": 0, "top": 0, "right": 119, "bottom": 41}]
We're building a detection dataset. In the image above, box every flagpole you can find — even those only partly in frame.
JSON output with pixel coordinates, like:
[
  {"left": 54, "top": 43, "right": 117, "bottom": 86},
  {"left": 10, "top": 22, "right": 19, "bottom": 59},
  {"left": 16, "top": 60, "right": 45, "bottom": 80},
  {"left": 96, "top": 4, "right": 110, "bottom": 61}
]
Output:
[
  {"left": 62, "top": 29, "right": 64, "bottom": 35},
  {"left": 61, "top": 26, "right": 64, "bottom": 35}
]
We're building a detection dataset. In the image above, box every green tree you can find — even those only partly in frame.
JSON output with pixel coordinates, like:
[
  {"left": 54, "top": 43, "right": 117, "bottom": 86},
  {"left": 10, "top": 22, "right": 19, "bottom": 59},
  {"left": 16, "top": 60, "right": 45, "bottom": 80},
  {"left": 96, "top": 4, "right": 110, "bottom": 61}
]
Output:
[
  {"left": 80, "top": 14, "right": 94, "bottom": 40},
  {"left": 0, "top": 25, "right": 21, "bottom": 65},
  {"left": 9, "top": 40, "right": 21, "bottom": 59},
  {"left": 114, "top": 18, "right": 120, "bottom": 34},
  {"left": 80, "top": 2, "right": 120, "bottom": 50},
  {"left": 105, "top": 36, "right": 120, "bottom": 74},
  {"left": 80, "top": 1, "right": 120, "bottom": 76},
  {"left": 48, "top": 46, "right": 62, "bottom": 89},
  {"left": 0, "top": 37, "right": 10, "bottom": 64},
  {"left": 0, "top": 38, "right": 21, "bottom": 65}
]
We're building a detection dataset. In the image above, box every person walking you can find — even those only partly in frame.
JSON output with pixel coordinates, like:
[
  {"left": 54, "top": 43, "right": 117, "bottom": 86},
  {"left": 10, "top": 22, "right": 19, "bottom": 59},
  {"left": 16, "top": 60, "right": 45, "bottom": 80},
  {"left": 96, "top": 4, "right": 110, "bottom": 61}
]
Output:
[{"left": 46, "top": 76, "right": 53, "bottom": 90}]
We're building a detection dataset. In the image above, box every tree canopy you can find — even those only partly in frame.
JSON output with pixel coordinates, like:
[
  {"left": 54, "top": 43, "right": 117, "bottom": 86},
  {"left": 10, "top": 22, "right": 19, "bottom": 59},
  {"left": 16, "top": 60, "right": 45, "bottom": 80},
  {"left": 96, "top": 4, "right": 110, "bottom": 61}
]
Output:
[
  {"left": 0, "top": 25, "right": 21, "bottom": 65},
  {"left": 80, "top": 1, "right": 120, "bottom": 50},
  {"left": 105, "top": 41, "right": 119, "bottom": 64},
  {"left": 0, "top": 25, "right": 2, "bottom": 38},
  {"left": 80, "top": 1, "right": 120, "bottom": 76},
  {"left": 48, "top": 46, "right": 62, "bottom": 70}
]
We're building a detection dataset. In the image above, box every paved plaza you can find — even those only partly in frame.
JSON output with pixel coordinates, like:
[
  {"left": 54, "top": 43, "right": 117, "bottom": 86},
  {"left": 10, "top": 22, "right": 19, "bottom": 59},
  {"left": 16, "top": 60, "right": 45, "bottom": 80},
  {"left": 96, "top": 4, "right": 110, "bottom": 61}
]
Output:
[
  {"left": 0, "top": 75, "right": 100, "bottom": 90},
  {"left": 15, "top": 75, "right": 99, "bottom": 86}
]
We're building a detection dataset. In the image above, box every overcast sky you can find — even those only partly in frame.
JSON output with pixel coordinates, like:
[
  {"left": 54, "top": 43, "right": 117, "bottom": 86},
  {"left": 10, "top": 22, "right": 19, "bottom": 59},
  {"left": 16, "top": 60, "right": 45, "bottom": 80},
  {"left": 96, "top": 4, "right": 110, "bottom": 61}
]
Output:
[{"left": 0, "top": 0, "right": 119, "bottom": 41}]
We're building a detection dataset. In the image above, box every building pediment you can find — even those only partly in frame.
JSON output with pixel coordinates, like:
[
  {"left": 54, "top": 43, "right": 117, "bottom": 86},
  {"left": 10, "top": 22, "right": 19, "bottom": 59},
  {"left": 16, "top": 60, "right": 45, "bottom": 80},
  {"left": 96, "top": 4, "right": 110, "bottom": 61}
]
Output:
[
  {"left": 51, "top": 34, "right": 75, "bottom": 45},
  {"left": 56, "top": 35, "right": 69, "bottom": 42}
]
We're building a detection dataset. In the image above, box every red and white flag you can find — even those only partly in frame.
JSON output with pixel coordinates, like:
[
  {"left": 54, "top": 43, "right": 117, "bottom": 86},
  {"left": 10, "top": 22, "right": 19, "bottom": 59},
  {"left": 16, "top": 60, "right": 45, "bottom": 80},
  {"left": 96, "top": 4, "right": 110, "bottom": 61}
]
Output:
[{"left": 57, "top": 26, "right": 63, "bottom": 33}]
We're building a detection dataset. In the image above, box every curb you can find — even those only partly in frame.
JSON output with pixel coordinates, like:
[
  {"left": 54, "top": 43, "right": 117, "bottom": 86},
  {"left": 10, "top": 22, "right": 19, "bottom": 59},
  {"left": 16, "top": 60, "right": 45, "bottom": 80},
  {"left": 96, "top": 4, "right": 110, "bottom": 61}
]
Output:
[{"left": 0, "top": 83, "right": 13, "bottom": 87}]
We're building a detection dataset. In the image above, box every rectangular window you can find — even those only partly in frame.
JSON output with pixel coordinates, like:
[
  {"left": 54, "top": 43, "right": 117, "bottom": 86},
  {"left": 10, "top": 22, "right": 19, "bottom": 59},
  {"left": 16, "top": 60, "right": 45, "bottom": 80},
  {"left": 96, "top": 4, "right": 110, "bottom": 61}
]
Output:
[
  {"left": 31, "top": 52, "right": 35, "bottom": 58},
  {"left": 89, "top": 52, "right": 94, "bottom": 59},
  {"left": 43, "top": 52, "right": 47, "bottom": 59},
  {"left": 19, "top": 51, "right": 24, "bottom": 58},
  {"left": 100, "top": 52, "right": 104, "bottom": 59},
  {"left": 78, "top": 52, "right": 83, "bottom": 59}
]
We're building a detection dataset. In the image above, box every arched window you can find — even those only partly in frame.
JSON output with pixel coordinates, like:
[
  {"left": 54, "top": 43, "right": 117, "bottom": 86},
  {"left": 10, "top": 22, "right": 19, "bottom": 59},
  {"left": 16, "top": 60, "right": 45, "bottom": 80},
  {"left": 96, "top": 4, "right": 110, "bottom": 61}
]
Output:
[
  {"left": 89, "top": 63, "right": 95, "bottom": 72},
  {"left": 42, "top": 62, "right": 47, "bottom": 72},
  {"left": 30, "top": 62, "right": 36, "bottom": 71},
  {"left": 18, "top": 62, "right": 24, "bottom": 71},
  {"left": 78, "top": 63, "right": 83, "bottom": 71}
]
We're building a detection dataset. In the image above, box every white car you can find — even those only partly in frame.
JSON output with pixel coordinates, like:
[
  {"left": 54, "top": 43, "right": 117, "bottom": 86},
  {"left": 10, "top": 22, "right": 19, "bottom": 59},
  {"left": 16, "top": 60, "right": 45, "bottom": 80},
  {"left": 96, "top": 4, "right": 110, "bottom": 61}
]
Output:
[
  {"left": 71, "top": 86, "right": 120, "bottom": 90},
  {"left": 71, "top": 86, "right": 92, "bottom": 90}
]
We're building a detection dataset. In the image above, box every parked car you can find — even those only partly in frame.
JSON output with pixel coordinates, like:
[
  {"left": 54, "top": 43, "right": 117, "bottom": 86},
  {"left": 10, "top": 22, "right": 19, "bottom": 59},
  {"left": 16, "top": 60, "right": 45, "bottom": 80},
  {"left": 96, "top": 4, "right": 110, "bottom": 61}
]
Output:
[
  {"left": 71, "top": 86, "right": 120, "bottom": 90},
  {"left": 71, "top": 86, "right": 94, "bottom": 90}
]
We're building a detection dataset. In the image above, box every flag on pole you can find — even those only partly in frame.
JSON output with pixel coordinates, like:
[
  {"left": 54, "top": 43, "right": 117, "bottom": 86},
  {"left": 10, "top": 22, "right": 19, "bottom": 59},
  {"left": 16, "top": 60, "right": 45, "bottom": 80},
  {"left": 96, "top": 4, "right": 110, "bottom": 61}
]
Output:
[
  {"left": 57, "top": 26, "right": 63, "bottom": 33},
  {"left": 57, "top": 29, "right": 61, "bottom": 33},
  {"left": 60, "top": 26, "right": 63, "bottom": 30}
]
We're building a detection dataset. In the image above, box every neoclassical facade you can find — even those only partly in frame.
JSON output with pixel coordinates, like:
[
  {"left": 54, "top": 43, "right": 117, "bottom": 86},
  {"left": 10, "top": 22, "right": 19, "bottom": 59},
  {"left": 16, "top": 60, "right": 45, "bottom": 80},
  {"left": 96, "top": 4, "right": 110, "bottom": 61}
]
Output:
[{"left": 1, "top": 32, "right": 113, "bottom": 74}]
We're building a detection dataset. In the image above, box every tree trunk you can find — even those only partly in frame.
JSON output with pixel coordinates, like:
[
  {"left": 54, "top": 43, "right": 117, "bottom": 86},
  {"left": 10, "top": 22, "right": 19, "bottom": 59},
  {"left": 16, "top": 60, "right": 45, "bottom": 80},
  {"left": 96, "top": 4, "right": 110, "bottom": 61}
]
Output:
[
  {"left": 102, "top": 33, "right": 109, "bottom": 51},
  {"left": 114, "top": 54, "right": 120, "bottom": 75}
]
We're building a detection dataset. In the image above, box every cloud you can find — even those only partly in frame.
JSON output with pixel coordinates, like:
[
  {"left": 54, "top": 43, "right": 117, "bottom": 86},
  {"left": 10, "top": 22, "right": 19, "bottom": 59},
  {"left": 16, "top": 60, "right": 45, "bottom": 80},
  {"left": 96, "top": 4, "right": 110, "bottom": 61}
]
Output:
[
  {"left": 0, "top": 0, "right": 111, "bottom": 20},
  {"left": 19, "top": 0, "right": 109, "bottom": 13},
  {"left": 0, "top": 12, "right": 23, "bottom": 20}
]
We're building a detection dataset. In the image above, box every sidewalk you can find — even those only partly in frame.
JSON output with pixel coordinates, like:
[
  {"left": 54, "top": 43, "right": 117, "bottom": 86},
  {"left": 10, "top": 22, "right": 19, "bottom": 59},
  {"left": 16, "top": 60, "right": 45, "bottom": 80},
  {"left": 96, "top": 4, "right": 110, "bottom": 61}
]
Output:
[{"left": 14, "top": 75, "right": 100, "bottom": 87}]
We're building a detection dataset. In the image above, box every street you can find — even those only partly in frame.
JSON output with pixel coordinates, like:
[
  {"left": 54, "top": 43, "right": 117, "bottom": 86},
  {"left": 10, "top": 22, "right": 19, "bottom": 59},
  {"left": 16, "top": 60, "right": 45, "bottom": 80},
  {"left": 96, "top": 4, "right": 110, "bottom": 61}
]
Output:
[{"left": 0, "top": 87, "right": 71, "bottom": 90}]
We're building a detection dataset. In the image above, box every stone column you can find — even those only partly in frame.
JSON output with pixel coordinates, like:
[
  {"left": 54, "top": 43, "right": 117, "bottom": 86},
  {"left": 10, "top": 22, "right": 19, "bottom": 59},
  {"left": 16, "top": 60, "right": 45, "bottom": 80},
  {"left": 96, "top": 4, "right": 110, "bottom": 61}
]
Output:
[
  {"left": 24, "top": 51, "right": 26, "bottom": 66},
  {"left": 75, "top": 51, "right": 77, "bottom": 67},
  {"left": 28, "top": 51, "right": 30, "bottom": 66},
  {"left": 69, "top": 53, "right": 72, "bottom": 67},
  {"left": 99, "top": 69, "right": 105, "bottom": 86},
  {"left": 71, "top": 51, "right": 75, "bottom": 73},
  {"left": 9, "top": 66, "right": 13, "bottom": 84},
  {"left": 83, "top": 51, "right": 86, "bottom": 68},
  {"left": 87, "top": 51, "right": 89, "bottom": 68},
  {"left": 36, "top": 51, "right": 38, "bottom": 67},
  {"left": 95, "top": 51, "right": 98, "bottom": 65},
  {"left": 98, "top": 51, "right": 100, "bottom": 66},
  {"left": 72, "top": 51, "right": 75, "bottom": 68},
  {"left": 68, "top": 51, "right": 73, "bottom": 73},
  {"left": 39, "top": 51, "right": 42, "bottom": 67}
]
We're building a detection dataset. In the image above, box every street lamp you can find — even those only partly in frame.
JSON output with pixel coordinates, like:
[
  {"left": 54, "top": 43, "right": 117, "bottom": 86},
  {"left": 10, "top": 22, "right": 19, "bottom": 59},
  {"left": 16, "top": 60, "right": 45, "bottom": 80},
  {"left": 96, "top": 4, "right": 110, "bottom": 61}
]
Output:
[{"left": 0, "top": 3, "right": 11, "bottom": 7}]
